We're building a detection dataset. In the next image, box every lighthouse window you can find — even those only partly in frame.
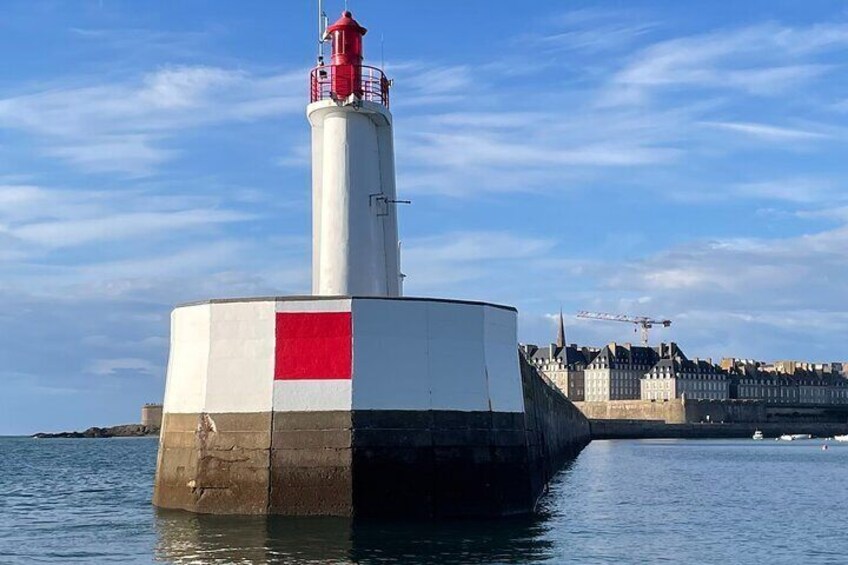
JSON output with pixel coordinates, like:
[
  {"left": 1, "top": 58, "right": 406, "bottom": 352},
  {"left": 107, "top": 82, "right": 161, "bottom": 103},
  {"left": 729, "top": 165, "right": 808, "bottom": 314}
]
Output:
[{"left": 334, "top": 31, "right": 345, "bottom": 54}]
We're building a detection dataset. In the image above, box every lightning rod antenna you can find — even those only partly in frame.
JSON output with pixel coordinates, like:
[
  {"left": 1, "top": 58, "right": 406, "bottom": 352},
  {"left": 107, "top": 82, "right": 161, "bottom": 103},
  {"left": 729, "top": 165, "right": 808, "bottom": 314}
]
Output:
[{"left": 317, "top": 0, "right": 327, "bottom": 65}]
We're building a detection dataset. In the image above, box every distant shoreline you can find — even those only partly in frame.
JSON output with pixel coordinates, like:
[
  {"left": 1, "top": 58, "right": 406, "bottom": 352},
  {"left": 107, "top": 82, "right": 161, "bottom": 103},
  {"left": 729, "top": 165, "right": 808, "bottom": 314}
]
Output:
[
  {"left": 589, "top": 420, "right": 848, "bottom": 440},
  {"left": 32, "top": 424, "right": 159, "bottom": 439}
]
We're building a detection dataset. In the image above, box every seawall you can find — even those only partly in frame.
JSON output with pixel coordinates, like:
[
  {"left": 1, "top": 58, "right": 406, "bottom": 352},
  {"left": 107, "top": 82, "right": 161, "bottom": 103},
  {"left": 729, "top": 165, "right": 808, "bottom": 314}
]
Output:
[{"left": 521, "top": 359, "right": 591, "bottom": 504}]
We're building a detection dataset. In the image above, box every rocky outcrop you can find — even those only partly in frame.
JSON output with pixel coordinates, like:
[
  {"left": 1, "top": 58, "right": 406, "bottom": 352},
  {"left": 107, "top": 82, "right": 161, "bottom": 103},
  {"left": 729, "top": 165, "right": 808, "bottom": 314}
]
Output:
[{"left": 32, "top": 424, "right": 159, "bottom": 438}]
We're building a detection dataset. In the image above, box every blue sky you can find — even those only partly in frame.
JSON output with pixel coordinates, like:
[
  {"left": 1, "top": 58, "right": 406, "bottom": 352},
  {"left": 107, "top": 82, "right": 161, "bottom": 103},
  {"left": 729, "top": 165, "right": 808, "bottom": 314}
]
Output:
[{"left": 2, "top": 0, "right": 848, "bottom": 434}]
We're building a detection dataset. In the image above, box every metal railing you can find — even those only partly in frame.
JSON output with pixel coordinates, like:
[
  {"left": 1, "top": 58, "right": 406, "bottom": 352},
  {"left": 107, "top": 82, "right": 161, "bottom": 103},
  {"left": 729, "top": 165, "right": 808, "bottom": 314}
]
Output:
[{"left": 310, "top": 65, "right": 390, "bottom": 108}]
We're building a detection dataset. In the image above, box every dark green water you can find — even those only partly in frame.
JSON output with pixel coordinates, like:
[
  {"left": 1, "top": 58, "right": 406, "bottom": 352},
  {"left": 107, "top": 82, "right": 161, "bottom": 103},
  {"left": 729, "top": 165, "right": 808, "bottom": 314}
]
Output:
[{"left": 1, "top": 436, "right": 845, "bottom": 564}]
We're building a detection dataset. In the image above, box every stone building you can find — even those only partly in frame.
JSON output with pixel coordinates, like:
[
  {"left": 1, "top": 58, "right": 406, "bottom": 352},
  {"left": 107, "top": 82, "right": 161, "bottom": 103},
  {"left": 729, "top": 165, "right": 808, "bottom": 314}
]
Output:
[
  {"left": 727, "top": 362, "right": 848, "bottom": 405},
  {"left": 141, "top": 403, "right": 163, "bottom": 428},
  {"left": 523, "top": 343, "right": 594, "bottom": 401},
  {"left": 641, "top": 357, "right": 729, "bottom": 401},
  {"left": 582, "top": 342, "right": 683, "bottom": 401},
  {"left": 527, "top": 328, "right": 848, "bottom": 407}
]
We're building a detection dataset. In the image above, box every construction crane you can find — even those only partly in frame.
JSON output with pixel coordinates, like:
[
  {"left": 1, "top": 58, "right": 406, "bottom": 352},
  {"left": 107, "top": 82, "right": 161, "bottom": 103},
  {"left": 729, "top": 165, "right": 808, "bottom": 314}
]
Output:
[{"left": 576, "top": 311, "right": 672, "bottom": 346}]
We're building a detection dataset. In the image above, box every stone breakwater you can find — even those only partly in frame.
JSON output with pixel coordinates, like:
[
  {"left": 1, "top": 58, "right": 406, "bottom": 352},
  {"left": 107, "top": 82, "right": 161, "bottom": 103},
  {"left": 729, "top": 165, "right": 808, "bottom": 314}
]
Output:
[{"left": 33, "top": 424, "right": 159, "bottom": 439}]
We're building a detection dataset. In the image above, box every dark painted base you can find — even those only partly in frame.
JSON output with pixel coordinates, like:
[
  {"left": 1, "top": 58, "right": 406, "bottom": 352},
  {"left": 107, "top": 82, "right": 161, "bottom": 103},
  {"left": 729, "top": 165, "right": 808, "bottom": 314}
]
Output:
[{"left": 350, "top": 410, "right": 532, "bottom": 518}]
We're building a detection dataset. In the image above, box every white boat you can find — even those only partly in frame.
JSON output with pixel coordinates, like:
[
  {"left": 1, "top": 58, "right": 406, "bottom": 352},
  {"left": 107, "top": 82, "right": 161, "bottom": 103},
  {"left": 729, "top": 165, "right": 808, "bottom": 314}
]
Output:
[
  {"left": 752, "top": 430, "right": 764, "bottom": 440},
  {"left": 834, "top": 434, "right": 848, "bottom": 442},
  {"left": 778, "top": 434, "right": 813, "bottom": 441}
]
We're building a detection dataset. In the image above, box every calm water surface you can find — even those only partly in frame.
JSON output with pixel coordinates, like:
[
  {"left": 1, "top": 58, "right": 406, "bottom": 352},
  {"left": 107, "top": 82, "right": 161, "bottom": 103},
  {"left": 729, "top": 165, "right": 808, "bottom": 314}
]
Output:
[{"left": 1, "top": 436, "right": 845, "bottom": 564}]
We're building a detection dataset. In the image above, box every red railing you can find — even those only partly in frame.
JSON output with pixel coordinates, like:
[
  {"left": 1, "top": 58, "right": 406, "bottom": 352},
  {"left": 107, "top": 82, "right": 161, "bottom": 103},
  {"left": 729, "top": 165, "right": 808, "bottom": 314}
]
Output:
[{"left": 310, "top": 65, "right": 390, "bottom": 108}]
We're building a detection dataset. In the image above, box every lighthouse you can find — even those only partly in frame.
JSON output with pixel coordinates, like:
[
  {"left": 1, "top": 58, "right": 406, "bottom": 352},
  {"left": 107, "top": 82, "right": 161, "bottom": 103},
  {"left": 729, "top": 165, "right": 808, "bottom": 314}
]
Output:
[
  {"left": 309, "top": 11, "right": 401, "bottom": 297},
  {"left": 152, "top": 9, "right": 590, "bottom": 519}
]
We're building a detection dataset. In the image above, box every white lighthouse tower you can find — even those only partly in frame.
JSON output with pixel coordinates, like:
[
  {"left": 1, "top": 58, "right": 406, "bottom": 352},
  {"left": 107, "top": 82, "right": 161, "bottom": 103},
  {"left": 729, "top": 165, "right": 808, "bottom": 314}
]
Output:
[{"left": 308, "top": 11, "right": 401, "bottom": 297}]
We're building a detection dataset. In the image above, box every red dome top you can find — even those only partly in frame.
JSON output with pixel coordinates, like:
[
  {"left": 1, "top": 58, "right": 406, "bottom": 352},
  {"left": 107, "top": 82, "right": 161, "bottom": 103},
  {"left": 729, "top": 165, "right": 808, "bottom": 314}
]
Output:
[{"left": 327, "top": 10, "right": 367, "bottom": 36}]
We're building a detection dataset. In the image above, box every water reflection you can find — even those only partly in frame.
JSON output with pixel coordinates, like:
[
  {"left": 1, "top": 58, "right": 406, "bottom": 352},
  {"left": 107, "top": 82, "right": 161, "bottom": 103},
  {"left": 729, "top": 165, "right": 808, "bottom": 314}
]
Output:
[{"left": 154, "top": 508, "right": 553, "bottom": 564}]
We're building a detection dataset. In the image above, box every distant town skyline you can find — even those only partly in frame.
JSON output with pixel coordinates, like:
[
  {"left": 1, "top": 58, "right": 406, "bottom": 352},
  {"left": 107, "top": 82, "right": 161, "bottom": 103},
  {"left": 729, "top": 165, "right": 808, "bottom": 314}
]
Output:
[{"left": 2, "top": 0, "right": 848, "bottom": 434}]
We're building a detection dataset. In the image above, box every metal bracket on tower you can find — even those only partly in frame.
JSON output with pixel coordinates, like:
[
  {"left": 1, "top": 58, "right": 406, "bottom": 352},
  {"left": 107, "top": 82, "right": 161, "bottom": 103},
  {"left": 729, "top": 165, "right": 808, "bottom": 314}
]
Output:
[{"left": 370, "top": 193, "right": 411, "bottom": 217}]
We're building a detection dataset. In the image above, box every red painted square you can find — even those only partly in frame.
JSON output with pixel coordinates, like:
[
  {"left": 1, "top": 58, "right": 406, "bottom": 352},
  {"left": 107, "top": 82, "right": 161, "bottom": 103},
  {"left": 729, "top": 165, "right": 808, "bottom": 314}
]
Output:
[{"left": 275, "top": 312, "right": 352, "bottom": 380}]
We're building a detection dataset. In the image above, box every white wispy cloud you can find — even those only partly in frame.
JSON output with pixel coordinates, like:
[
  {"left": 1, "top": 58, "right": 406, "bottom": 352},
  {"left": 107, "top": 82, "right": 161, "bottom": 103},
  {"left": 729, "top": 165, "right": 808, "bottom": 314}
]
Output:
[
  {"left": 0, "top": 184, "right": 255, "bottom": 254},
  {"left": 0, "top": 66, "right": 302, "bottom": 174},
  {"left": 526, "top": 8, "right": 657, "bottom": 54},
  {"left": 12, "top": 209, "right": 252, "bottom": 248},
  {"left": 608, "top": 22, "right": 848, "bottom": 103},
  {"left": 403, "top": 231, "right": 557, "bottom": 293},
  {"left": 734, "top": 178, "right": 844, "bottom": 203},
  {"left": 395, "top": 104, "right": 692, "bottom": 197},
  {"left": 701, "top": 121, "right": 830, "bottom": 141}
]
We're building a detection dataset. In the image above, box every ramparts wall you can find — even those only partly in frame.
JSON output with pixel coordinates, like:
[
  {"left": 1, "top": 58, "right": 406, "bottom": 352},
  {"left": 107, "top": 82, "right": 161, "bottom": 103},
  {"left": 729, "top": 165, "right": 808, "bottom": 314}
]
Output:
[{"left": 576, "top": 398, "right": 848, "bottom": 424}]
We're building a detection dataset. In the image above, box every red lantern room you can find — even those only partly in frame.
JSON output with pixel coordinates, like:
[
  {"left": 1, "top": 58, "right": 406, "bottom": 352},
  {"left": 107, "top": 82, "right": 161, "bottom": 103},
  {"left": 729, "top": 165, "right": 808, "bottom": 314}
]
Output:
[
  {"left": 310, "top": 10, "right": 389, "bottom": 107},
  {"left": 326, "top": 10, "right": 367, "bottom": 99}
]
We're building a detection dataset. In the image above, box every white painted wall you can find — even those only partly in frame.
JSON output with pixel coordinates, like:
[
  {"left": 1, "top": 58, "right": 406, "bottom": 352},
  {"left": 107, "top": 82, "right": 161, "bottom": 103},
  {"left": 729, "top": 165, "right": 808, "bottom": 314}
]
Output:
[
  {"left": 273, "top": 380, "right": 352, "bottom": 412},
  {"left": 162, "top": 298, "right": 523, "bottom": 415},
  {"left": 483, "top": 305, "right": 525, "bottom": 413},
  {"left": 205, "top": 301, "right": 276, "bottom": 413},
  {"left": 275, "top": 298, "right": 351, "bottom": 313},
  {"left": 162, "top": 304, "right": 211, "bottom": 414},
  {"left": 351, "top": 299, "right": 524, "bottom": 413},
  {"left": 308, "top": 100, "right": 400, "bottom": 297},
  {"left": 352, "top": 299, "right": 430, "bottom": 410},
  {"left": 426, "top": 301, "right": 489, "bottom": 411},
  {"left": 376, "top": 122, "right": 401, "bottom": 296}
]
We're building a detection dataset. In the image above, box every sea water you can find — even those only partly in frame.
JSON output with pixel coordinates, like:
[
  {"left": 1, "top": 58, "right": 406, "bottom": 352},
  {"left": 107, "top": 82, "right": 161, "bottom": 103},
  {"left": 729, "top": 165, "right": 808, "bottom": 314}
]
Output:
[{"left": 1, "top": 436, "right": 845, "bottom": 564}]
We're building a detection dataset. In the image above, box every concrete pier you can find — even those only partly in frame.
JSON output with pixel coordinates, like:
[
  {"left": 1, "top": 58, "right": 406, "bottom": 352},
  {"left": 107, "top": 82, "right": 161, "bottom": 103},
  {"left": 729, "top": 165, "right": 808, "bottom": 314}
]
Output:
[{"left": 153, "top": 296, "right": 590, "bottom": 517}]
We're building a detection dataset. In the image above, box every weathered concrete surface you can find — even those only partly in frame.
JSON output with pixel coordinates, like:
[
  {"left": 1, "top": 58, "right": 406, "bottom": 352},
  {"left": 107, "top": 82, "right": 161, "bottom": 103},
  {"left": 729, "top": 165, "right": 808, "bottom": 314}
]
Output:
[
  {"left": 153, "top": 412, "right": 272, "bottom": 515},
  {"left": 590, "top": 419, "right": 848, "bottom": 440},
  {"left": 270, "top": 411, "right": 353, "bottom": 516}
]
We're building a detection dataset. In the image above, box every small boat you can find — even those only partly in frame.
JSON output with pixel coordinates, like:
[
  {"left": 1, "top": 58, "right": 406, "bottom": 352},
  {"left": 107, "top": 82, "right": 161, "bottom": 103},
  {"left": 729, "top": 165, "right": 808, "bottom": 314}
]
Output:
[
  {"left": 834, "top": 434, "right": 848, "bottom": 442},
  {"left": 752, "top": 430, "right": 764, "bottom": 440},
  {"left": 778, "top": 434, "right": 813, "bottom": 441}
]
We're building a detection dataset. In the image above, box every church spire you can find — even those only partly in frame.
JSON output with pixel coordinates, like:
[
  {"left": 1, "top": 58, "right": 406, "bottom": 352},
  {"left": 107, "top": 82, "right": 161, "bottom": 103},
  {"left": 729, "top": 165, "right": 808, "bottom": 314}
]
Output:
[{"left": 556, "top": 308, "right": 566, "bottom": 348}]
